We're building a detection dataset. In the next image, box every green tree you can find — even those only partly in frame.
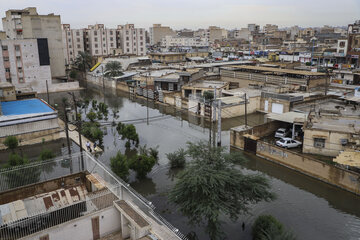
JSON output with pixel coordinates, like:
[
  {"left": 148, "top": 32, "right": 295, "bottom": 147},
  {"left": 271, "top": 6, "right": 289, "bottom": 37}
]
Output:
[
  {"left": 117, "top": 123, "right": 139, "bottom": 147},
  {"left": 87, "top": 111, "right": 97, "bottom": 122},
  {"left": 69, "top": 70, "right": 77, "bottom": 79},
  {"left": 74, "top": 51, "right": 92, "bottom": 80},
  {"left": 82, "top": 122, "right": 104, "bottom": 145},
  {"left": 38, "top": 149, "right": 56, "bottom": 161},
  {"left": 168, "top": 141, "right": 275, "bottom": 240},
  {"left": 110, "top": 152, "right": 129, "bottom": 180},
  {"left": 4, "top": 136, "right": 19, "bottom": 153},
  {"left": 203, "top": 91, "right": 214, "bottom": 101},
  {"left": 252, "top": 215, "right": 296, "bottom": 240},
  {"left": 167, "top": 148, "right": 186, "bottom": 168},
  {"left": 129, "top": 152, "right": 156, "bottom": 178},
  {"left": 104, "top": 61, "right": 123, "bottom": 78}
]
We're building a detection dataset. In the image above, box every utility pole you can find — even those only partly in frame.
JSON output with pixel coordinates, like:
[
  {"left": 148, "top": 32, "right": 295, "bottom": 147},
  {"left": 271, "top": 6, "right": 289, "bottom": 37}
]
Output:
[
  {"left": 63, "top": 104, "right": 71, "bottom": 155},
  {"left": 69, "top": 92, "right": 84, "bottom": 170},
  {"left": 217, "top": 99, "right": 221, "bottom": 146},
  {"left": 244, "top": 93, "right": 248, "bottom": 127},
  {"left": 46, "top": 80, "right": 50, "bottom": 104},
  {"left": 102, "top": 66, "right": 105, "bottom": 89},
  {"left": 212, "top": 87, "right": 217, "bottom": 146},
  {"left": 146, "top": 72, "right": 149, "bottom": 125}
]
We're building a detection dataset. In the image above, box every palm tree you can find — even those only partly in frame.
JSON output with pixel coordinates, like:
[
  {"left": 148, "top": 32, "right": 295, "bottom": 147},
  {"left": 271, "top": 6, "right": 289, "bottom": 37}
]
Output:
[
  {"left": 104, "top": 61, "right": 123, "bottom": 78},
  {"left": 74, "top": 51, "right": 92, "bottom": 80}
]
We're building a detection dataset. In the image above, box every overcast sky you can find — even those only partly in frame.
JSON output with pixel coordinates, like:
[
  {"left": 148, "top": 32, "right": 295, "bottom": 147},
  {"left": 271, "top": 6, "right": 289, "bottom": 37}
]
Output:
[{"left": 1, "top": 0, "right": 360, "bottom": 30}]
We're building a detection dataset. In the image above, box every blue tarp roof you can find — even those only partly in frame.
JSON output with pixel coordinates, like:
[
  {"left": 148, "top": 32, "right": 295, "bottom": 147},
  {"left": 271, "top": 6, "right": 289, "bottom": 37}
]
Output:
[{"left": 1, "top": 99, "right": 54, "bottom": 116}]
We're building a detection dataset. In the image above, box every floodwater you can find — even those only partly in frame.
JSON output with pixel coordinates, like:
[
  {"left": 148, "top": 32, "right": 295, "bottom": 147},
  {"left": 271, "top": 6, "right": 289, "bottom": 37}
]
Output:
[{"left": 40, "top": 86, "right": 360, "bottom": 240}]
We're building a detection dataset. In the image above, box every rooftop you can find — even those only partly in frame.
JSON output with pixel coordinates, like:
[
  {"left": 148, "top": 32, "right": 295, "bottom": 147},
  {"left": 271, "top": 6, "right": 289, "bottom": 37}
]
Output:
[
  {"left": 230, "top": 65, "right": 326, "bottom": 76},
  {"left": 184, "top": 80, "right": 228, "bottom": 89},
  {"left": 0, "top": 99, "right": 54, "bottom": 116}
]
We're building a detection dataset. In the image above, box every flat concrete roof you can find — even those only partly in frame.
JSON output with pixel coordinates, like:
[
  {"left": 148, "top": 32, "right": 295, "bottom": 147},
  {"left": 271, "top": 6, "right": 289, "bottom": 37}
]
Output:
[
  {"left": 231, "top": 65, "right": 326, "bottom": 76},
  {"left": 266, "top": 112, "right": 307, "bottom": 123}
]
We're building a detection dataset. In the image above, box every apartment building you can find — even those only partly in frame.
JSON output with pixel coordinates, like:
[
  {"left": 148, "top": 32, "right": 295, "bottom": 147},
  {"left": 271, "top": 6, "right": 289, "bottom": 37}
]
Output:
[
  {"left": 248, "top": 23, "right": 260, "bottom": 33},
  {"left": 61, "top": 24, "right": 85, "bottom": 65},
  {"left": 149, "top": 24, "right": 176, "bottom": 45},
  {"left": 233, "top": 28, "right": 251, "bottom": 40},
  {"left": 207, "top": 26, "right": 227, "bottom": 43},
  {"left": 347, "top": 20, "right": 360, "bottom": 67},
  {"left": 2, "top": 7, "right": 65, "bottom": 77},
  {"left": 84, "top": 24, "right": 117, "bottom": 57},
  {"left": 118, "top": 24, "right": 146, "bottom": 56},
  {"left": 161, "top": 35, "right": 209, "bottom": 48},
  {"left": 0, "top": 38, "right": 52, "bottom": 92},
  {"left": 263, "top": 24, "right": 278, "bottom": 34}
]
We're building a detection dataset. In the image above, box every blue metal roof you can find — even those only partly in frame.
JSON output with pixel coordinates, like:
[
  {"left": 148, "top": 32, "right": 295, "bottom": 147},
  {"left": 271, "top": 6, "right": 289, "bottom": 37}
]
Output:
[{"left": 1, "top": 99, "right": 54, "bottom": 116}]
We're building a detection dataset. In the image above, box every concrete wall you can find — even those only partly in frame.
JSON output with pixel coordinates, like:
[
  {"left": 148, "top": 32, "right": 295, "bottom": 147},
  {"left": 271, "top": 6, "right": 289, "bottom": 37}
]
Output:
[
  {"left": 42, "top": 81, "right": 80, "bottom": 94},
  {"left": 303, "top": 128, "right": 350, "bottom": 157},
  {"left": 260, "top": 97, "right": 290, "bottom": 113},
  {"left": 86, "top": 73, "right": 116, "bottom": 88},
  {"left": 26, "top": 207, "right": 122, "bottom": 240},
  {"left": 222, "top": 96, "right": 260, "bottom": 118},
  {"left": 116, "top": 81, "right": 130, "bottom": 92},
  {"left": 256, "top": 141, "right": 360, "bottom": 195}
]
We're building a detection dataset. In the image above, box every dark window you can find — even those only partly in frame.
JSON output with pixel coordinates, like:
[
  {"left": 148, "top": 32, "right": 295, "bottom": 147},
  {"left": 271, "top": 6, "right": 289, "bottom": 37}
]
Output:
[
  {"left": 3, "top": 56, "right": 9, "bottom": 61},
  {"left": 2, "top": 45, "right": 8, "bottom": 51},
  {"left": 5, "top": 68, "right": 10, "bottom": 72},
  {"left": 37, "top": 38, "right": 50, "bottom": 66},
  {"left": 15, "top": 45, "right": 20, "bottom": 51},
  {"left": 314, "top": 138, "right": 325, "bottom": 148},
  {"left": 76, "top": 31, "right": 80, "bottom": 36}
]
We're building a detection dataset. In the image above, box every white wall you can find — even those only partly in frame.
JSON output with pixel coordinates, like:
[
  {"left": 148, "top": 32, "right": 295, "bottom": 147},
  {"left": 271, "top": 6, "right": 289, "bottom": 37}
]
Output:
[{"left": 25, "top": 207, "right": 121, "bottom": 240}]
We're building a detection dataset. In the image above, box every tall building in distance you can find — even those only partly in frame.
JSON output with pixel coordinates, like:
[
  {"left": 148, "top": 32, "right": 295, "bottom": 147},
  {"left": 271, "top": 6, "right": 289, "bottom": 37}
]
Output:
[
  {"left": 2, "top": 7, "right": 65, "bottom": 77},
  {"left": 149, "top": 24, "right": 176, "bottom": 45},
  {"left": 62, "top": 24, "right": 85, "bottom": 65},
  {"left": 117, "top": 24, "right": 146, "bottom": 56},
  {"left": 84, "top": 24, "right": 117, "bottom": 57}
]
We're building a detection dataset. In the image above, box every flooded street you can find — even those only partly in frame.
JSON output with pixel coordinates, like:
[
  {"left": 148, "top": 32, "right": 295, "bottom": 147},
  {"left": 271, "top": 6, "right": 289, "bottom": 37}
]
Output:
[{"left": 40, "top": 86, "right": 360, "bottom": 240}]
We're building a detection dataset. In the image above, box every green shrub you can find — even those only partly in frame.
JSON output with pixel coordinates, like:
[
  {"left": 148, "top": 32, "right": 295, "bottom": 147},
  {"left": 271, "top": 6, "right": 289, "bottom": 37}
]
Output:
[
  {"left": 39, "top": 149, "right": 55, "bottom": 161},
  {"left": 87, "top": 111, "right": 97, "bottom": 122},
  {"left": 252, "top": 215, "right": 285, "bottom": 240},
  {"left": 110, "top": 152, "right": 129, "bottom": 180},
  {"left": 129, "top": 153, "right": 156, "bottom": 178},
  {"left": 167, "top": 148, "right": 186, "bottom": 168},
  {"left": 4, "top": 136, "right": 18, "bottom": 152}
]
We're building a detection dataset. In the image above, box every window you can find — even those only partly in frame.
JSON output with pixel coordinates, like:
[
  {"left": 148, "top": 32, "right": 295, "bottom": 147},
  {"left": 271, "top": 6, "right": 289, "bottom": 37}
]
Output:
[
  {"left": 141, "top": 48, "right": 143, "bottom": 51},
  {"left": 19, "top": 77, "right": 24, "bottom": 83},
  {"left": 68, "top": 38, "right": 71, "bottom": 42},
  {"left": 140, "top": 42, "right": 143, "bottom": 46},
  {"left": 95, "top": 50, "right": 99, "bottom": 54},
  {"left": 2, "top": 45, "right": 8, "bottom": 51},
  {"left": 126, "top": 31, "right": 129, "bottom": 34},
  {"left": 134, "top": 48, "right": 136, "bottom": 51},
  {"left": 69, "top": 45, "right": 72, "bottom": 48},
  {"left": 69, "top": 51, "right": 72, "bottom": 55},
  {"left": 110, "top": 30, "right": 113, "bottom": 35},
  {"left": 314, "top": 138, "right": 325, "bottom": 148},
  {"left": 3, "top": 56, "right": 9, "bottom": 62},
  {"left": 126, "top": 42, "right": 129, "bottom": 47},
  {"left": 15, "top": 45, "right": 20, "bottom": 51},
  {"left": 95, "top": 44, "right": 98, "bottom": 48},
  {"left": 68, "top": 32, "right": 71, "bottom": 36},
  {"left": 110, "top": 43, "right": 113, "bottom": 47},
  {"left": 5, "top": 68, "right": 10, "bottom": 72},
  {"left": 140, "top": 30, "right": 143, "bottom": 34},
  {"left": 110, "top": 37, "right": 113, "bottom": 41},
  {"left": 127, "top": 48, "right": 129, "bottom": 52},
  {"left": 77, "top": 38, "right": 80, "bottom": 42},
  {"left": 339, "top": 41, "right": 345, "bottom": 47},
  {"left": 134, "top": 42, "right": 136, "bottom": 46},
  {"left": 76, "top": 31, "right": 80, "bottom": 36},
  {"left": 140, "top": 36, "right": 143, "bottom": 40},
  {"left": 103, "top": 38, "right": 105, "bottom": 41},
  {"left": 126, "top": 37, "right": 129, "bottom": 41},
  {"left": 94, "top": 31, "right": 97, "bottom": 36},
  {"left": 94, "top": 37, "right": 98, "bottom": 42},
  {"left": 18, "top": 67, "right": 22, "bottom": 72},
  {"left": 16, "top": 56, "right": 21, "bottom": 61},
  {"left": 77, "top": 44, "right": 81, "bottom": 48},
  {"left": 103, "top": 44, "right": 105, "bottom": 47}
]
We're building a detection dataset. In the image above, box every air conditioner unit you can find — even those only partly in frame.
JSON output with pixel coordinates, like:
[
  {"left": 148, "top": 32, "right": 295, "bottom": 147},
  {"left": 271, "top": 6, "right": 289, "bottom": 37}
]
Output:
[{"left": 340, "top": 139, "right": 348, "bottom": 146}]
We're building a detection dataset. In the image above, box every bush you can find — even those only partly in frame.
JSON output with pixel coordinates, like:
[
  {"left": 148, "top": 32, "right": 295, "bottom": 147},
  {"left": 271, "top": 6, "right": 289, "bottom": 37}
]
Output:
[
  {"left": 110, "top": 152, "right": 129, "bottom": 180},
  {"left": 87, "top": 111, "right": 97, "bottom": 122},
  {"left": 167, "top": 148, "right": 186, "bottom": 168},
  {"left": 4, "top": 136, "right": 18, "bottom": 151},
  {"left": 129, "top": 153, "right": 156, "bottom": 178},
  {"left": 203, "top": 91, "right": 214, "bottom": 101},
  {"left": 39, "top": 149, "right": 55, "bottom": 161},
  {"left": 149, "top": 146, "right": 159, "bottom": 163},
  {"left": 82, "top": 122, "right": 104, "bottom": 144},
  {"left": 69, "top": 70, "right": 77, "bottom": 79},
  {"left": 6, "top": 153, "right": 28, "bottom": 167},
  {"left": 252, "top": 215, "right": 290, "bottom": 240}
]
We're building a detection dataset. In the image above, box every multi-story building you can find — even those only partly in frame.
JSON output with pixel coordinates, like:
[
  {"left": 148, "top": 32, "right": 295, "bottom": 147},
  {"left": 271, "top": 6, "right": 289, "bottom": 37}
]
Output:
[
  {"left": 0, "top": 38, "right": 52, "bottom": 92},
  {"left": 263, "top": 24, "right": 278, "bottom": 34},
  {"left": 61, "top": 24, "right": 85, "bottom": 65},
  {"left": 248, "top": 24, "right": 260, "bottom": 33},
  {"left": 2, "top": 7, "right": 65, "bottom": 77},
  {"left": 233, "top": 28, "right": 251, "bottom": 40},
  {"left": 84, "top": 24, "right": 117, "bottom": 57},
  {"left": 207, "top": 26, "right": 227, "bottom": 43},
  {"left": 161, "top": 36, "right": 209, "bottom": 48},
  {"left": 347, "top": 20, "right": 360, "bottom": 67},
  {"left": 149, "top": 24, "right": 176, "bottom": 46},
  {"left": 117, "top": 24, "right": 146, "bottom": 56}
]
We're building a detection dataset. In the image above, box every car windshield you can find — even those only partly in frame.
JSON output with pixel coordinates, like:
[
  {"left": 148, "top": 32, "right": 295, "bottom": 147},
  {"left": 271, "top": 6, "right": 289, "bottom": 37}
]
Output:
[
  {"left": 277, "top": 130, "right": 285, "bottom": 133},
  {"left": 279, "top": 139, "right": 285, "bottom": 143}
]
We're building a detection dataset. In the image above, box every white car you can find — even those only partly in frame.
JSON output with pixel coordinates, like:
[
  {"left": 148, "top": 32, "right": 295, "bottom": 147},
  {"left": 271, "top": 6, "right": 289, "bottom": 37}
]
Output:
[
  {"left": 275, "top": 128, "right": 290, "bottom": 138},
  {"left": 276, "top": 138, "right": 302, "bottom": 148}
]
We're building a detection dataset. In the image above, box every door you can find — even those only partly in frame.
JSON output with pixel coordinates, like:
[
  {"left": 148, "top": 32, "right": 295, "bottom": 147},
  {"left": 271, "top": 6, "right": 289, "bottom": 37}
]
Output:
[
  {"left": 272, "top": 103, "right": 284, "bottom": 114},
  {"left": 264, "top": 100, "right": 269, "bottom": 112},
  {"left": 92, "top": 216, "right": 100, "bottom": 240},
  {"left": 244, "top": 137, "right": 257, "bottom": 154}
]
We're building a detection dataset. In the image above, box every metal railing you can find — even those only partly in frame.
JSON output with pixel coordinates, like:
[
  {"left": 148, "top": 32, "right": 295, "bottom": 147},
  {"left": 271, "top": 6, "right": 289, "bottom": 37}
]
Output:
[{"left": 0, "top": 152, "right": 188, "bottom": 240}]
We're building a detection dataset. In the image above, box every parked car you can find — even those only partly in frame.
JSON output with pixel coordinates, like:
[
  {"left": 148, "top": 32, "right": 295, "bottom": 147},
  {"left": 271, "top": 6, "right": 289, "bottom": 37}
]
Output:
[
  {"left": 274, "top": 128, "right": 290, "bottom": 138},
  {"left": 276, "top": 138, "right": 302, "bottom": 148}
]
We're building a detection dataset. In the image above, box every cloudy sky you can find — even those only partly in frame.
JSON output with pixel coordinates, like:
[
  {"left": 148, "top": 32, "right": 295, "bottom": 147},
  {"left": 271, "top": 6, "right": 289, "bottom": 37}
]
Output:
[{"left": 1, "top": 0, "right": 360, "bottom": 30}]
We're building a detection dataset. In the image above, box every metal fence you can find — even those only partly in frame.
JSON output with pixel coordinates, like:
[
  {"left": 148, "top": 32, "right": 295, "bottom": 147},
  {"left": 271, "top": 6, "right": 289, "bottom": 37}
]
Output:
[{"left": 0, "top": 152, "right": 188, "bottom": 240}]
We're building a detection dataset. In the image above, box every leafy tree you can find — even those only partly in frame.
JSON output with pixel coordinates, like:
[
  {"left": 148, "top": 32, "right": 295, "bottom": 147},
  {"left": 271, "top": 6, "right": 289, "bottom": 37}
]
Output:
[
  {"left": 149, "top": 146, "right": 159, "bottom": 163},
  {"left": 4, "top": 136, "right": 19, "bottom": 153},
  {"left": 87, "top": 111, "right": 97, "bottom": 122},
  {"left": 117, "top": 123, "right": 139, "bottom": 146},
  {"left": 110, "top": 152, "right": 129, "bottom": 180},
  {"left": 6, "top": 153, "right": 29, "bottom": 167},
  {"left": 104, "top": 61, "right": 124, "bottom": 78},
  {"left": 74, "top": 51, "right": 92, "bottom": 80},
  {"left": 168, "top": 141, "right": 275, "bottom": 240},
  {"left": 82, "top": 122, "right": 104, "bottom": 145},
  {"left": 252, "top": 215, "right": 296, "bottom": 240},
  {"left": 203, "top": 91, "right": 214, "bottom": 101},
  {"left": 92, "top": 100, "right": 98, "bottom": 110},
  {"left": 129, "top": 152, "right": 156, "bottom": 178},
  {"left": 69, "top": 70, "right": 77, "bottom": 79},
  {"left": 167, "top": 148, "right": 186, "bottom": 168}
]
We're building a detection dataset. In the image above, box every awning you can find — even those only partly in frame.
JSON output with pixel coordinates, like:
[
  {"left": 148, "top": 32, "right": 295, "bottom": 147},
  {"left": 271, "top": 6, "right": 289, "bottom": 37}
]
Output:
[
  {"left": 266, "top": 112, "right": 307, "bottom": 124},
  {"left": 333, "top": 151, "right": 360, "bottom": 167}
]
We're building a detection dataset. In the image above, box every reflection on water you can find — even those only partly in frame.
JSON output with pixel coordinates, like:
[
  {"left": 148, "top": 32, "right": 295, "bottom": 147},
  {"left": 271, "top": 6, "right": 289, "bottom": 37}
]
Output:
[{"left": 38, "top": 85, "right": 360, "bottom": 240}]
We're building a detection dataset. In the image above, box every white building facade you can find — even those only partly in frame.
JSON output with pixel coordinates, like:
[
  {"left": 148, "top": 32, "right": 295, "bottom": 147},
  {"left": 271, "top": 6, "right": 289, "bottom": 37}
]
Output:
[
  {"left": 62, "top": 24, "right": 85, "bottom": 64},
  {"left": 161, "top": 36, "right": 209, "bottom": 48},
  {"left": 118, "top": 24, "right": 146, "bottom": 56}
]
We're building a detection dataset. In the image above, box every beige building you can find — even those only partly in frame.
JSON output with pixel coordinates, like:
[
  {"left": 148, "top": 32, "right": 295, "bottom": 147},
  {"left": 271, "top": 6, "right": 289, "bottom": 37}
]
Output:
[
  {"left": 61, "top": 24, "right": 85, "bottom": 65},
  {"left": 2, "top": 7, "right": 66, "bottom": 77},
  {"left": 0, "top": 38, "right": 52, "bottom": 93},
  {"left": 149, "top": 52, "right": 186, "bottom": 63},
  {"left": 263, "top": 24, "right": 279, "bottom": 34},
  {"left": 84, "top": 24, "right": 117, "bottom": 57},
  {"left": 149, "top": 24, "right": 176, "bottom": 45},
  {"left": 0, "top": 82, "right": 16, "bottom": 101},
  {"left": 233, "top": 28, "right": 251, "bottom": 40},
  {"left": 118, "top": 24, "right": 146, "bottom": 56},
  {"left": 161, "top": 35, "right": 209, "bottom": 48},
  {"left": 207, "top": 26, "right": 227, "bottom": 43}
]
